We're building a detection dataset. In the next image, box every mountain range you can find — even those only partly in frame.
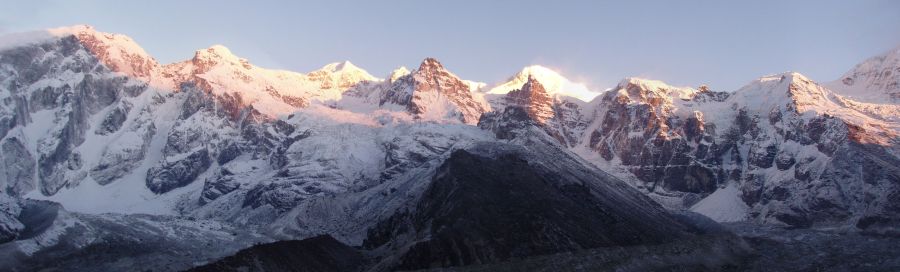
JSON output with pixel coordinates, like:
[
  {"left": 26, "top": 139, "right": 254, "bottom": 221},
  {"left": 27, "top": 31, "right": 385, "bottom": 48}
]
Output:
[{"left": 0, "top": 25, "right": 898, "bottom": 271}]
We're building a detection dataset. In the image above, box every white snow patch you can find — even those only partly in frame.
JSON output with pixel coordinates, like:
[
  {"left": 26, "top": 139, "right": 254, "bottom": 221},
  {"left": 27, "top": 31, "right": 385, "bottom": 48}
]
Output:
[{"left": 690, "top": 184, "right": 749, "bottom": 223}]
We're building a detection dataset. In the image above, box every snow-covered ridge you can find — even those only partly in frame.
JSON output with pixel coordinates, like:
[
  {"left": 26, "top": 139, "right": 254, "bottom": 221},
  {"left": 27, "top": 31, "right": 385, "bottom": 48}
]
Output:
[
  {"left": 1, "top": 26, "right": 607, "bottom": 118},
  {"left": 613, "top": 77, "right": 700, "bottom": 102}
]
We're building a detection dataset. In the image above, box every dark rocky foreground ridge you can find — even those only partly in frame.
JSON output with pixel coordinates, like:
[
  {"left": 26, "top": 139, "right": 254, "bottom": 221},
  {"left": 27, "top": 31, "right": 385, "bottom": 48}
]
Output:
[
  {"left": 190, "top": 147, "right": 755, "bottom": 272},
  {"left": 187, "top": 235, "right": 365, "bottom": 272}
]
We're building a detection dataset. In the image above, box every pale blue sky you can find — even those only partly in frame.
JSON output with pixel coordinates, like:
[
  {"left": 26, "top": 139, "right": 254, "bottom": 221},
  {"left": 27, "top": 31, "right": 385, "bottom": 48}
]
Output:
[{"left": 2, "top": 0, "right": 899, "bottom": 91}]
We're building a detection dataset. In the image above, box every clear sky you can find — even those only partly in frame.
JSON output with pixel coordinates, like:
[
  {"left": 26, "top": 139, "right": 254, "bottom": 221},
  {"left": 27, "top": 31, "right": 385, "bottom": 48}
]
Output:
[{"left": 2, "top": 0, "right": 899, "bottom": 91}]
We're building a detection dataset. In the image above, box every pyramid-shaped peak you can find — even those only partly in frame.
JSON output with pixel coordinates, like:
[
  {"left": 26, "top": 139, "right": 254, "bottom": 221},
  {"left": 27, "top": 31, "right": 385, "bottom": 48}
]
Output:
[
  {"left": 319, "top": 60, "right": 361, "bottom": 73},
  {"left": 524, "top": 75, "right": 548, "bottom": 93},
  {"left": 508, "top": 75, "right": 551, "bottom": 104},
  {"left": 501, "top": 75, "right": 555, "bottom": 124}
]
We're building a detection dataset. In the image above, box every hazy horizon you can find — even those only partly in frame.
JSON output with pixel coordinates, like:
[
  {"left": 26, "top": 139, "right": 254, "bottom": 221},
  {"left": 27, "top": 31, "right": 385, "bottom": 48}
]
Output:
[{"left": 2, "top": 0, "right": 899, "bottom": 92}]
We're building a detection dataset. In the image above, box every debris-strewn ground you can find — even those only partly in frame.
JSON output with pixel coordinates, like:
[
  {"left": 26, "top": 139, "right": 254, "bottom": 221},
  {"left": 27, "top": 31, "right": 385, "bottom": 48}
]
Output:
[
  {"left": 416, "top": 223, "right": 900, "bottom": 272},
  {"left": 725, "top": 223, "right": 900, "bottom": 272}
]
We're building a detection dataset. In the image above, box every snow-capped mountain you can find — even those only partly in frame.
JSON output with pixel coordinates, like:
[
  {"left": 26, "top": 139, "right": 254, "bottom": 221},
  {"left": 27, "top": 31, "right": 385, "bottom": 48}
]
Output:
[
  {"left": 161, "top": 44, "right": 381, "bottom": 117},
  {"left": 378, "top": 58, "right": 490, "bottom": 124},
  {"left": 0, "top": 25, "right": 899, "bottom": 271},
  {"left": 826, "top": 46, "right": 900, "bottom": 103},
  {"left": 570, "top": 72, "right": 900, "bottom": 230},
  {"left": 480, "top": 75, "right": 592, "bottom": 147},
  {"left": 487, "top": 65, "right": 601, "bottom": 102}
]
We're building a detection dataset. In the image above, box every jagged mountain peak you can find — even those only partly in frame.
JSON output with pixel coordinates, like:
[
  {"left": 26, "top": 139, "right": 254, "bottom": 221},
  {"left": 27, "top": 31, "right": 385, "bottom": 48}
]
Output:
[
  {"left": 412, "top": 57, "right": 467, "bottom": 81},
  {"left": 508, "top": 75, "right": 550, "bottom": 103},
  {"left": 310, "top": 60, "right": 378, "bottom": 83},
  {"left": 378, "top": 58, "right": 488, "bottom": 124},
  {"left": 504, "top": 75, "right": 555, "bottom": 123},
  {"left": 489, "top": 65, "right": 600, "bottom": 102},
  {"left": 319, "top": 60, "right": 358, "bottom": 73},
  {"left": 417, "top": 57, "right": 445, "bottom": 72},
  {"left": 43, "top": 24, "right": 159, "bottom": 78}
]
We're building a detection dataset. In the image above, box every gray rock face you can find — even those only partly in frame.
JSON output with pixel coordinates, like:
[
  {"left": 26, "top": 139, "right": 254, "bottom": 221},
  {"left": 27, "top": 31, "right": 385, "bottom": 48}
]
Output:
[
  {"left": 146, "top": 148, "right": 212, "bottom": 194},
  {"left": 0, "top": 137, "right": 35, "bottom": 196},
  {"left": 94, "top": 101, "right": 131, "bottom": 135},
  {"left": 34, "top": 72, "right": 144, "bottom": 194},
  {"left": 0, "top": 194, "right": 23, "bottom": 243},
  {"left": 479, "top": 106, "right": 540, "bottom": 140},
  {"left": 164, "top": 120, "right": 206, "bottom": 156},
  {"left": 242, "top": 181, "right": 311, "bottom": 212},
  {"left": 199, "top": 169, "right": 240, "bottom": 205},
  {"left": 216, "top": 141, "right": 241, "bottom": 165},
  {"left": 37, "top": 94, "right": 89, "bottom": 196},
  {"left": 585, "top": 81, "right": 728, "bottom": 195}
]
